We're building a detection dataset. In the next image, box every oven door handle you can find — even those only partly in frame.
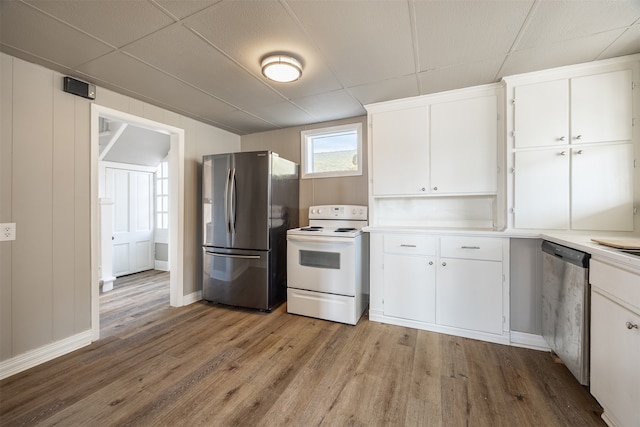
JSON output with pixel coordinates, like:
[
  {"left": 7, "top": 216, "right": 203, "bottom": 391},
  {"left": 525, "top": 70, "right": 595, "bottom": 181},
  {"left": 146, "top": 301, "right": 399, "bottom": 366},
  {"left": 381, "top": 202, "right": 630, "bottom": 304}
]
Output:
[{"left": 287, "top": 235, "right": 355, "bottom": 244}]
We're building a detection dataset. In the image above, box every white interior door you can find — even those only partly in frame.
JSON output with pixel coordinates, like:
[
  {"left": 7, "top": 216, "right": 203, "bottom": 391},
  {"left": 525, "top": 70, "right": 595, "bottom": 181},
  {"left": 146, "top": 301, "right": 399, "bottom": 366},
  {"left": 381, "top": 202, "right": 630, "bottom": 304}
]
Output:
[{"left": 106, "top": 167, "right": 154, "bottom": 277}]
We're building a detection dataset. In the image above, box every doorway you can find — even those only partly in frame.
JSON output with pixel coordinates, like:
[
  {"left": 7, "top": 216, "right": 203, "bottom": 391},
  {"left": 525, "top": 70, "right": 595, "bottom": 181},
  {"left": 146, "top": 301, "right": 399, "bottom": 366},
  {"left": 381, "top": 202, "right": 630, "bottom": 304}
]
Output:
[{"left": 90, "top": 104, "right": 185, "bottom": 341}]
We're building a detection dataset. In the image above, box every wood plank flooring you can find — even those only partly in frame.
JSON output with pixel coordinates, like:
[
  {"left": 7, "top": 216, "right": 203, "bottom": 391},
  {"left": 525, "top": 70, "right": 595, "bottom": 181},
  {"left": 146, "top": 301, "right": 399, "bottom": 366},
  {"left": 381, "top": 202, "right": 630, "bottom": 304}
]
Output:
[{"left": 1, "top": 271, "right": 605, "bottom": 426}]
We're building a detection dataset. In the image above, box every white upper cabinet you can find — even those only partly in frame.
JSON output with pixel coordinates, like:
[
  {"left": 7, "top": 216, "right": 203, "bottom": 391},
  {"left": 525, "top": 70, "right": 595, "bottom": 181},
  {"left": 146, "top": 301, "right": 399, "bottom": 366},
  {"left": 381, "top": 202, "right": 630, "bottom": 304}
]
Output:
[
  {"left": 514, "top": 79, "right": 569, "bottom": 149},
  {"left": 571, "top": 70, "right": 633, "bottom": 144},
  {"left": 514, "top": 148, "right": 570, "bottom": 230},
  {"left": 371, "top": 106, "right": 429, "bottom": 196},
  {"left": 369, "top": 85, "right": 500, "bottom": 197},
  {"left": 514, "top": 70, "right": 632, "bottom": 149},
  {"left": 571, "top": 143, "right": 634, "bottom": 231},
  {"left": 508, "top": 61, "right": 637, "bottom": 232},
  {"left": 430, "top": 95, "right": 498, "bottom": 194}
]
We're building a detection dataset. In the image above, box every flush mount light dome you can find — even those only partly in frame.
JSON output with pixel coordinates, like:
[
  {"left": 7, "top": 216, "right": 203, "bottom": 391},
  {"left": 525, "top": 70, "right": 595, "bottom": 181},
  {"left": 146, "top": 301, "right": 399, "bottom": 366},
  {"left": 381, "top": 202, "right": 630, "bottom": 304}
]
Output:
[{"left": 261, "top": 55, "right": 302, "bottom": 83}]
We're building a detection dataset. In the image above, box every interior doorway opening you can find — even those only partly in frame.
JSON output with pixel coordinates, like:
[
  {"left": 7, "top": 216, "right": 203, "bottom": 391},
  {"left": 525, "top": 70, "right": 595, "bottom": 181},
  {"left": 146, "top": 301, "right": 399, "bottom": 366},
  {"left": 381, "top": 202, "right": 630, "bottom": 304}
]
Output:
[{"left": 91, "top": 104, "right": 185, "bottom": 341}]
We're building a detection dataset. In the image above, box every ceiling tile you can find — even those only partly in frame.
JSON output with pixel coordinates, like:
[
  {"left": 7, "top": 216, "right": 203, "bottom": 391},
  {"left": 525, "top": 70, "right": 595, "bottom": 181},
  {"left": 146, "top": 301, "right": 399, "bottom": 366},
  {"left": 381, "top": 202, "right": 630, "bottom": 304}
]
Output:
[
  {"left": 287, "top": 0, "right": 416, "bottom": 87},
  {"left": 183, "top": 0, "right": 342, "bottom": 99},
  {"left": 292, "top": 90, "right": 365, "bottom": 123},
  {"left": 414, "top": 0, "right": 533, "bottom": 70},
  {"left": 206, "top": 109, "right": 280, "bottom": 135},
  {"left": 516, "top": 1, "right": 640, "bottom": 50},
  {"left": 249, "top": 101, "right": 317, "bottom": 129},
  {"left": 0, "top": 1, "right": 113, "bottom": 68},
  {"left": 77, "top": 51, "right": 236, "bottom": 118},
  {"left": 25, "top": 0, "right": 175, "bottom": 48},
  {"left": 123, "top": 24, "right": 284, "bottom": 109},
  {"left": 153, "top": 0, "right": 222, "bottom": 20},
  {"left": 418, "top": 57, "right": 505, "bottom": 95},
  {"left": 599, "top": 24, "right": 640, "bottom": 59},
  {"left": 501, "top": 31, "right": 623, "bottom": 77},
  {"left": 348, "top": 75, "right": 420, "bottom": 106}
]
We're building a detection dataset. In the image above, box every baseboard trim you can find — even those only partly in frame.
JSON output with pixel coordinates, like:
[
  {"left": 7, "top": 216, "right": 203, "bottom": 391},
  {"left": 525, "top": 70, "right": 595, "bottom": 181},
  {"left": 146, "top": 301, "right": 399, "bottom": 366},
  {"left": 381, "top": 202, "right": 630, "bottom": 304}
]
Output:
[
  {"left": 369, "top": 311, "right": 510, "bottom": 346},
  {"left": 0, "top": 330, "right": 93, "bottom": 380},
  {"left": 182, "top": 290, "right": 202, "bottom": 306},
  {"left": 154, "top": 261, "right": 169, "bottom": 271},
  {"left": 510, "top": 331, "right": 550, "bottom": 351}
]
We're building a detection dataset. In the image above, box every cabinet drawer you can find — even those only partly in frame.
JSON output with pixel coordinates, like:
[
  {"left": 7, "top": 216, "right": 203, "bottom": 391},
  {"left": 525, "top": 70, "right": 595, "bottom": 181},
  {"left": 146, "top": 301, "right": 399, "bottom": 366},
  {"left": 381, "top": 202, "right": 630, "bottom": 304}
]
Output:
[
  {"left": 440, "top": 236, "right": 503, "bottom": 261},
  {"left": 384, "top": 234, "right": 437, "bottom": 256},
  {"left": 591, "top": 259, "right": 640, "bottom": 312}
]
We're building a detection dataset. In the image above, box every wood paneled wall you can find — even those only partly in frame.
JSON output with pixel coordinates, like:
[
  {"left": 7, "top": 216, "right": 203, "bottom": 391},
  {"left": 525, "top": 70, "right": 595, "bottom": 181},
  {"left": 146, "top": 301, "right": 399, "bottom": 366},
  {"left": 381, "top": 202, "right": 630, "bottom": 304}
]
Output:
[{"left": 0, "top": 53, "right": 241, "bottom": 364}]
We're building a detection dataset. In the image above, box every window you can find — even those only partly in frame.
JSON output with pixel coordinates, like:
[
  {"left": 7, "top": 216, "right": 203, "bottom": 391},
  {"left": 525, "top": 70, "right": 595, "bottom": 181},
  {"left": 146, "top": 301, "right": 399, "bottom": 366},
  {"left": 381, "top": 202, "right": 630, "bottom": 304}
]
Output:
[
  {"left": 301, "top": 123, "right": 362, "bottom": 179},
  {"left": 155, "top": 160, "right": 169, "bottom": 230}
]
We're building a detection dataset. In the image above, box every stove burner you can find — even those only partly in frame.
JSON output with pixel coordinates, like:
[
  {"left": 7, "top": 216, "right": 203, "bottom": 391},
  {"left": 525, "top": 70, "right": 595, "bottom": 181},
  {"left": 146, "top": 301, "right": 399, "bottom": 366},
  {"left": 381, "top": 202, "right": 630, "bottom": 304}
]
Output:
[
  {"left": 335, "top": 227, "right": 357, "bottom": 232},
  {"left": 300, "top": 226, "right": 323, "bottom": 231}
]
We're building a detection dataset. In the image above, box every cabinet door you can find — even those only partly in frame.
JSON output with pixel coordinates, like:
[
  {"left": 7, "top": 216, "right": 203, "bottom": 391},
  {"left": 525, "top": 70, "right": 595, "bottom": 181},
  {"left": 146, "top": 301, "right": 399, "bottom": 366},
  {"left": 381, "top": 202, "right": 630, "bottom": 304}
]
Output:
[
  {"left": 436, "top": 258, "right": 503, "bottom": 335},
  {"left": 371, "top": 106, "right": 429, "bottom": 196},
  {"left": 383, "top": 254, "right": 436, "bottom": 323},
  {"left": 514, "top": 79, "right": 569, "bottom": 148},
  {"left": 591, "top": 291, "right": 640, "bottom": 427},
  {"left": 430, "top": 95, "right": 498, "bottom": 194},
  {"left": 571, "top": 70, "right": 633, "bottom": 144},
  {"left": 514, "top": 149, "right": 569, "bottom": 229},
  {"left": 571, "top": 143, "right": 634, "bottom": 231}
]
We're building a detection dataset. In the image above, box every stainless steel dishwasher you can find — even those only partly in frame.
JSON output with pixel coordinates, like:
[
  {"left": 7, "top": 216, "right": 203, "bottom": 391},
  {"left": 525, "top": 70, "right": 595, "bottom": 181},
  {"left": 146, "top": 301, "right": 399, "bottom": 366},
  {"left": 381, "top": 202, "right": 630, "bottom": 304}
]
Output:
[{"left": 541, "top": 240, "right": 591, "bottom": 386}]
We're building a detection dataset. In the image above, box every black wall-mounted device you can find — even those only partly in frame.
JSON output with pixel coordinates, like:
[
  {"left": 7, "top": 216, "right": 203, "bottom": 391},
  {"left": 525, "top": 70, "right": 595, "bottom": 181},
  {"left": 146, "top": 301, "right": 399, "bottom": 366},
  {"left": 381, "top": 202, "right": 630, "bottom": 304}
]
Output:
[{"left": 63, "top": 76, "right": 96, "bottom": 100}]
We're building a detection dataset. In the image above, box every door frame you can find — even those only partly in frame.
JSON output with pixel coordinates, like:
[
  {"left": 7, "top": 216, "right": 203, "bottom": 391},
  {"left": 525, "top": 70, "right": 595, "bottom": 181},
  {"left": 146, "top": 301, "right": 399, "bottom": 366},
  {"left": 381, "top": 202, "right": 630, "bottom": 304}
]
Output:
[{"left": 90, "top": 104, "right": 185, "bottom": 341}]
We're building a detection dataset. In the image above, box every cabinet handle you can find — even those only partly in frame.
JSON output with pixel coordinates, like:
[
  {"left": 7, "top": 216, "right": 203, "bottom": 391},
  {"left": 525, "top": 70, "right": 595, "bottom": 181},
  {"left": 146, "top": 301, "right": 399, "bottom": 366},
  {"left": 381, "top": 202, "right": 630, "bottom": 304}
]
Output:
[
  {"left": 400, "top": 244, "right": 416, "bottom": 248},
  {"left": 428, "top": 261, "right": 434, "bottom": 266},
  {"left": 575, "top": 135, "right": 583, "bottom": 140},
  {"left": 441, "top": 262, "right": 447, "bottom": 266},
  {"left": 559, "top": 136, "right": 566, "bottom": 141},
  {"left": 626, "top": 321, "right": 638, "bottom": 330},
  {"left": 461, "top": 246, "right": 481, "bottom": 249},
  {"left": 420, "top": 187, "right": 426, "bottom": 192},
  {"left": 559, "top": 151, "right": 567, "bottom": 156},
  {"left": 575, "top": 149, "right": 583, "bottom": 155},
  {"left": 433, "top": 186, "right": 438, "bottom": 191}
]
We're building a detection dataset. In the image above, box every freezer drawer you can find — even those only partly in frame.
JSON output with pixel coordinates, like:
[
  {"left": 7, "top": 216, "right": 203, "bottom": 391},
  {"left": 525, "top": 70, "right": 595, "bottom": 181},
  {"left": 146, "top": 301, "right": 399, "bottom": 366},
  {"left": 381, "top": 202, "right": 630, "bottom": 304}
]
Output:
[{"left": 203, "top": 248, "right": 270, "bottom": 310}]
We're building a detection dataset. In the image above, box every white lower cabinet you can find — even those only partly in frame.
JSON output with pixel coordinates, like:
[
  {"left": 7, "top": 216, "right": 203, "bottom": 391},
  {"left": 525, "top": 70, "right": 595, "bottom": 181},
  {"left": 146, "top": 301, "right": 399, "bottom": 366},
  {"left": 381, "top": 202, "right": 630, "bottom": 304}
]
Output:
[
  {"left": 383, "top": 253, "right": 436, "bottom": 323},
  {"left": 590, "top": 259, "right": 640, "bottom": 427},
  {"left": 371, "top": 232, "right": 509, "bottom": 344},
  {"left": 436, "top": 258, "right": 503, "bottom": 335}
]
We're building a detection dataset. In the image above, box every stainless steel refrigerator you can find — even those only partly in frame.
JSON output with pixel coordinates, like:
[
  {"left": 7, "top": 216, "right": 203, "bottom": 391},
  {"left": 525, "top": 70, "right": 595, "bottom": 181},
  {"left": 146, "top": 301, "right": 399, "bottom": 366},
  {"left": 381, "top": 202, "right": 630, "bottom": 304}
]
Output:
[{"left": 202, "top": 151, "right": 299, "bottom": 311}]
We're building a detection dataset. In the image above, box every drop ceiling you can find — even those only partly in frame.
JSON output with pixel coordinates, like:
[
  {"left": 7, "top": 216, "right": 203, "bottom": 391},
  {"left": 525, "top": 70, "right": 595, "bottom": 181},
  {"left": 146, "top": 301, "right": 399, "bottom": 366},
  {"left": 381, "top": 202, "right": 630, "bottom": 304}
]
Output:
[{"left": 1, "top": 0, "right": 639, "bottom": 135}]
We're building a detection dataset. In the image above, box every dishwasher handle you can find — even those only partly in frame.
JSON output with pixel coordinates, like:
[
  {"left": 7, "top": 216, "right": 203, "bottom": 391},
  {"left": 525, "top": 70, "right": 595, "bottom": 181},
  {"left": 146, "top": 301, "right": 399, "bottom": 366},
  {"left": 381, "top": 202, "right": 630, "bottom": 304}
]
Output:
[{"left": 542, "top": 240, "right": 590, "bottom": 268}]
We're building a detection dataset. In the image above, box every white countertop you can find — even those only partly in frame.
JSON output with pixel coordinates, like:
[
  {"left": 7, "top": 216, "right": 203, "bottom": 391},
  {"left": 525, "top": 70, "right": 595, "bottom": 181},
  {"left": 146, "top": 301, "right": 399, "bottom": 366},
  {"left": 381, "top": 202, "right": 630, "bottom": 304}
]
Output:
[{"left": 541, "top": 232, "right": 640, "bottom": 271}]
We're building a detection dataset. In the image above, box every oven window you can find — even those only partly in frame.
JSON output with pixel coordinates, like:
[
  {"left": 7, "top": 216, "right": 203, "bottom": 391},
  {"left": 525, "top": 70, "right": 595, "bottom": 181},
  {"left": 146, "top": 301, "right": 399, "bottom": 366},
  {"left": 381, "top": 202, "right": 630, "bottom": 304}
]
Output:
[{"left": 299, "top": 250, "right": 340, "bottom": 269}]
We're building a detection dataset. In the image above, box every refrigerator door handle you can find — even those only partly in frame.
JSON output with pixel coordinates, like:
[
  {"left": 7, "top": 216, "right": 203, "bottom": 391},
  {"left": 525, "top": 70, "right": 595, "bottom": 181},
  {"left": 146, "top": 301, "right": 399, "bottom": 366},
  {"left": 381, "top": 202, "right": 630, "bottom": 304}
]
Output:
[
  {"left": 230, "top": 167, "right": 237, "bottom": 234},
  {"left": 205, "top": 252, "right": 261, "bottom": 260},
  {"left": 224, "top": 168, "right": 231, "bottom": 234}
]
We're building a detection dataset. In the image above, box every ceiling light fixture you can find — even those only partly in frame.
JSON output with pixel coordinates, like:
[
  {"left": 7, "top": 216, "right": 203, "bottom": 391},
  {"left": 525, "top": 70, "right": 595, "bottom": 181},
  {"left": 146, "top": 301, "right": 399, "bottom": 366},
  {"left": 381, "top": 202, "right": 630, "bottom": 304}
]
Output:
[{"left": 261, "top": 55, "right": 302, "bottom": 83}]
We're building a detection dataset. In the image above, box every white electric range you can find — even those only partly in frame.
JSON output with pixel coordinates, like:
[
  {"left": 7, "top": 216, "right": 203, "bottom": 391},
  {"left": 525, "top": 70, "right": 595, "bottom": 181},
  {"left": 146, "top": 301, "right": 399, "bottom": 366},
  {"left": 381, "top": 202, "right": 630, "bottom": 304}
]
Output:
[{"left": 286, "top": 205, "right": 369, "bottom": 325}]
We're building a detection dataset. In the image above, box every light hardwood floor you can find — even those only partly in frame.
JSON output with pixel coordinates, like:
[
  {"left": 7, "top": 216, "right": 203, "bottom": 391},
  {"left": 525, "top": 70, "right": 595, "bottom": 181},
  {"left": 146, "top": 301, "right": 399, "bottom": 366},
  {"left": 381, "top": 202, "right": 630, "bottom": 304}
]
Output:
[{"left": 1, "top": 271, "right": 605, "bottom": 426}]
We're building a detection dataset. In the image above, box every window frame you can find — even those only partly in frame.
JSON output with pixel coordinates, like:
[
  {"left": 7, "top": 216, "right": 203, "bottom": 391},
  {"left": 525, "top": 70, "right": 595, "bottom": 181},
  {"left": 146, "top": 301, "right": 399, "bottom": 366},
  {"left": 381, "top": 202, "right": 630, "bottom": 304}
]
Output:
[
  {"left": 155, "top": 160, "right": 169, "bottom": 230},
  {"left": 300, "top": 122, "right": 363, "bottom": 179}
]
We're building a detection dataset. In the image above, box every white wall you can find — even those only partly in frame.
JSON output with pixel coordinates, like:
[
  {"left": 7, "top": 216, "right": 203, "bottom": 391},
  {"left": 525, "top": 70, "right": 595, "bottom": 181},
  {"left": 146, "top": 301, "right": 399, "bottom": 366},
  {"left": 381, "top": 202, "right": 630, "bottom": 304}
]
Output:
[{"left": 0, "top": 53, "right": 240, "bottom": 369}]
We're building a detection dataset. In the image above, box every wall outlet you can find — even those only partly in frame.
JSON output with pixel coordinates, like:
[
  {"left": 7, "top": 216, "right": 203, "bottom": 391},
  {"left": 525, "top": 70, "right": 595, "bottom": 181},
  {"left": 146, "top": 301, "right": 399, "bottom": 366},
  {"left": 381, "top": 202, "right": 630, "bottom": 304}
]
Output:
[{"left": 0, "top": 223, "right": 16, "bottom": 241}]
